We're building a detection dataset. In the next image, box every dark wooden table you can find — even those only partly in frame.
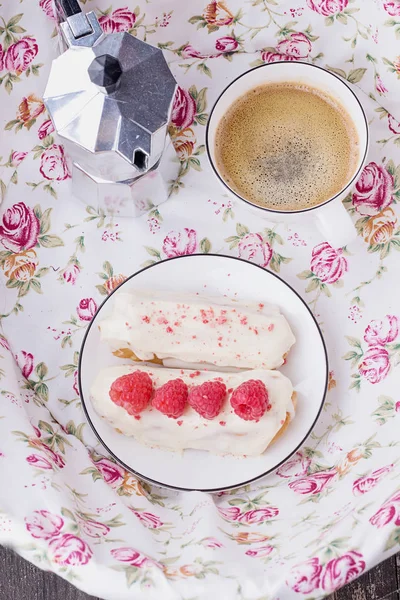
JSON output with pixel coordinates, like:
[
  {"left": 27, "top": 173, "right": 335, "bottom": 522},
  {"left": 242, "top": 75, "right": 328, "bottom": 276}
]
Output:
[{"left": 1, "top": 544, "right": 399, "bottom": 600}]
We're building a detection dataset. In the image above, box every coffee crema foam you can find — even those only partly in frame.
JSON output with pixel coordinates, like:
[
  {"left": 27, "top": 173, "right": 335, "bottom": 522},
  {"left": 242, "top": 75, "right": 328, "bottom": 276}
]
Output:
[{"left": 214, "top": 82, "right": 360, "bottom": 211}]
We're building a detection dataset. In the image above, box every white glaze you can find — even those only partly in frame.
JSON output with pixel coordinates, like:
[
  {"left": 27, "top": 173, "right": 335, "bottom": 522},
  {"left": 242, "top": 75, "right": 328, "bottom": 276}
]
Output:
[
  {"left": 90, "top": 364, "right": 294, "bottom": 456},
  {"left": 98, "top": 290, "right": 295, "bottom": 369}
]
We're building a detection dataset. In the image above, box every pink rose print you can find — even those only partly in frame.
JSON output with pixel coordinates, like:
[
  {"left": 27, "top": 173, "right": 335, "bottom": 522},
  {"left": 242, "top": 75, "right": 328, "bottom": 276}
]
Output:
[
  {"left": 11, "top": 151, "right": 28, "bottom": 167},
  {"left": 245, "top": 545, "right": 274, "bottom": 558},
  {"left": 238, "top": 233, "right": 273, "bottom": 268},
  {"left": 276, "top": 452, "right": 311, "bottom": 478},
  {"left": 310, "top": 242, "right": 348, "bottom": 284},
  {"left": 286, "top": 557, "right": 322, "bottom": 594},
  {"left": 32, "top": 425, "right": 41, "bottom": 438},
  {"left": 261, "top": 51, "right": 297, "bottom": 63},
  {"left": 39, "top": 144, "right": 71, "bottom": 181},
  {"left": 94, "top": 457, "right": 124, "bottom": 488},
  {"left": 396, "top": 401, "right": 400, "bottom": 412},
  {"left": 132, "top": 511, "right": 163, "bottom": 529},
  {"left": 215, "top": 36, "right": 239, "bottom": 52},
  {"left": 352, "top": 162, "right": 394, "bottom": 216},
  {"left": 384, "top": 1, "right": 400, "bottom": 16},
  {"left": 163, "top": 228, "right": 197, "bottom": 257},
  {"left": 0, "top": 202, "right": 40, "bottom": 252},
  {"left": 218, "top": 506, "right": 241, "bottom": 521},
  {"left": 49, "top": 534, "right": 92, "bottom": 566},
  {"left": 364, "top": 315, "right": 398, "bottom": 346},
  {"left": 111, "top": 547, "right": 160, "bottom": 569},
  {"left": 62, "top": 263, "right": 80, "bottom": 285},
  {"left": 321, "top": 551, "right": 366, "bottom": 593},
  {"left": 276, "top": 33, "right": 312, "bottom": 59},
  {"left": 375, "top": 75, "right": 388, "bottom": 96},
  {"left": 370, "top": 504, "right": 397, "bottom": 528},
  {"left": 78, "top": 519, "right": 110, "bottom": 539},
  {"left": 38, "top": 119, "right": 55, "bottom": 140},
  {"left": 289, "top": 469, "right": 337, "bottom": 495},
  {"left": 0, "top": 44, "right": 4, "bottom": 71},
  {"left": 353, "top": 465, "right": 393, "bottom": 496},
  {"left": 0, "top": 336, "right": 11, "bottom": 351},
  {"left": 171, "top": 87, "right": 196, "bottom": 130},
  {"left": 5, "top": 37, "right": 38, "bottom": 74},
  {"left": 41, "top": 444, "right": 65, "bottom": 469},
  {"left": 358, "top": 346, "right": 390, "bottom": 384},
  {"left": 181, "top": 45, "right": 206, "bottom": 59},
  {"left": 77, "top": 298, "right": 97, "bottom": 321},
  {"left": 239, "top": 507, "right": 279, "bottom": 523},
  {"left": 25, "top": 510, "right": 64, "bottom": 540},
  {"left": 40, "top": 0, "right": 56, "bottom": 19},
  {"left": 15, "top": 350, "right": 34, "bottom": 379},
  {"left": 26, "top": 454, "right": 52, "bottom": 470},
  {"left": 307, "top": 0, "right": 348, "bottom": 16},
  {"left": 201, "top": 537, "right": 224, "bottom": 548},
  {"left": 388, "top": 114, "right": 400, "bottom": 135},
  {"left": 98, "top": 7, "right": 136, "bottom": 33}
]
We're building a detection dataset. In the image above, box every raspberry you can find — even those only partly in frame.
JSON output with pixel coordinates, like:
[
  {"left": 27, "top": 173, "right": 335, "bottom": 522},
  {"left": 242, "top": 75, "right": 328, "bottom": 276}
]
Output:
[
  {"left": 230, "top": 380, "right": 269, "bottom": 421},
  {"left": 109, "top": 371, "right": 153, "bottom": 415},
  {"left": 152, "top": 378, "right": 188, "bottom": 418},
  {"left": 188, "top": 381, "right": 226, "bottom": 419}
]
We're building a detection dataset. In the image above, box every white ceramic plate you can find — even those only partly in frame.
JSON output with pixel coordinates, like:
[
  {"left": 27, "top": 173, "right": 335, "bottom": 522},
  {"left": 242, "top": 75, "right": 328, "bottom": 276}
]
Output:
[{"left": 79, "top": 254, "right": 328, "bottom": 492}]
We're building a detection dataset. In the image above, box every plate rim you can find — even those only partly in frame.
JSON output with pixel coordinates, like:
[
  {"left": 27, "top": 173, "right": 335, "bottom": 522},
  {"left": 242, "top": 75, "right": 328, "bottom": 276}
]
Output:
[{"left": 78, "top": 253, "right": 329, "bottom": 493}]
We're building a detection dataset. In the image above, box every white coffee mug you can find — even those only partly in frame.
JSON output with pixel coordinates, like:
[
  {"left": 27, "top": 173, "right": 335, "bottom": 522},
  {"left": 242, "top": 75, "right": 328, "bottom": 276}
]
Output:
[{"left": 206, "top": 61, "right": 369, "bottom": 248}]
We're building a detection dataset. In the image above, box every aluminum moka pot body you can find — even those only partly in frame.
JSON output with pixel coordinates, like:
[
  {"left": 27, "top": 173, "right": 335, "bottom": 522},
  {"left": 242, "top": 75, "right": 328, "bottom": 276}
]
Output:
[{"left": 44, "top": 0, "right": 179, "bottom": 217}]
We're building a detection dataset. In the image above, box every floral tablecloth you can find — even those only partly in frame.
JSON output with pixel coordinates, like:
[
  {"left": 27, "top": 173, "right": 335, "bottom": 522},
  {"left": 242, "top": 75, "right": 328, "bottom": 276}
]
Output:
[{"left": 1, "top": 0, "right": 400, "bottom": 598}]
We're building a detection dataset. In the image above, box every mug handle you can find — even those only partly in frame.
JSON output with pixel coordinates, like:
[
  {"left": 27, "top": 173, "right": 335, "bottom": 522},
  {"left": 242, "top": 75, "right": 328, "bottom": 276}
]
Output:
[{"left": 314, "top": 199, "right": 356, "bottom": 249}]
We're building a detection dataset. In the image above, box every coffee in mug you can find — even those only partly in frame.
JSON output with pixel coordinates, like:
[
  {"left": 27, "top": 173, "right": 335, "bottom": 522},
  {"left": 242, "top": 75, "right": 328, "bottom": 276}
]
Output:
[{"left": 214, "top": 82, "right": 360, "bottom": 212}]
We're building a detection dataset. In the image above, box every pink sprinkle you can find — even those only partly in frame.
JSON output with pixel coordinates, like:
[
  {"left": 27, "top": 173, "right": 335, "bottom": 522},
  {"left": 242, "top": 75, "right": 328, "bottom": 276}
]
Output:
[
  {"left": 166, "top": 326, "right": 173, "bottom": 333},
  {"left": 189, "top": 370, "right": 201, "bottom": 378},
  {"left": 280, "top": 419, "right": 284, "bottom": 425},
  {"left": 218, "top": 336, "right": 223, "bottom": 341},
  {"left": 254, "top": 328, "right": 259, "bottom": 335},
  {"left": 268, "top": 323, "right": 274, "bottom": 332},
  {"left": 218, "top": 343, "right": 222, "bottom": 347},
  {"left": 177, "top": 420, "right": 183, "bottom": 426},
  {"left": 134, "top": 415, "right": 141, "bottom": 420},
  {"left": 228, "top": 388, "right": 233, "bottom": 393},
  {"left": 157, "top": 316, "right": 168, "bottom": 325},
  {"left": 192, "top": 335, "right": 197, "bottom": 339},
  {"left": 174, "top": 321, "right": 181, "bottom": 327},
  {"left": 259, "top": 303, "right": 264, "bottom": 309},
  {"left": 203, "top": 319, "right": 209, "bottom": 324},
  {"left": 240, "top": 316, "right": 248, "bottom": 326},
  {"left": 219, "top": 421, "right": 226, "bottom": 426},
  {"left": 141, "top": 315, "right": 150, "bottom": 323}
]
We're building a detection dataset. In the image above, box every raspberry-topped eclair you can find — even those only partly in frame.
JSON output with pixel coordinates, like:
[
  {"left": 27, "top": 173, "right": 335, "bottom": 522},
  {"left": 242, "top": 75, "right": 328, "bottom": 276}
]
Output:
[
  {"left": 90, "top": 364, "right": 295, "bottom": 456},
  {"left": 98, "top": 290, "right": 295, "bottom": 370}
]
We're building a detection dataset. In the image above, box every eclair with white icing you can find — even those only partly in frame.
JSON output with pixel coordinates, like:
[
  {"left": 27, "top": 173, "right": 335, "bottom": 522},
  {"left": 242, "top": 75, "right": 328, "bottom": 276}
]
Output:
[
  {"left": 90, "top": 364, "right": 295, "bottom": 456},
  {"left": 98, "top": 290, "right": 295, "bottom": 370}
]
